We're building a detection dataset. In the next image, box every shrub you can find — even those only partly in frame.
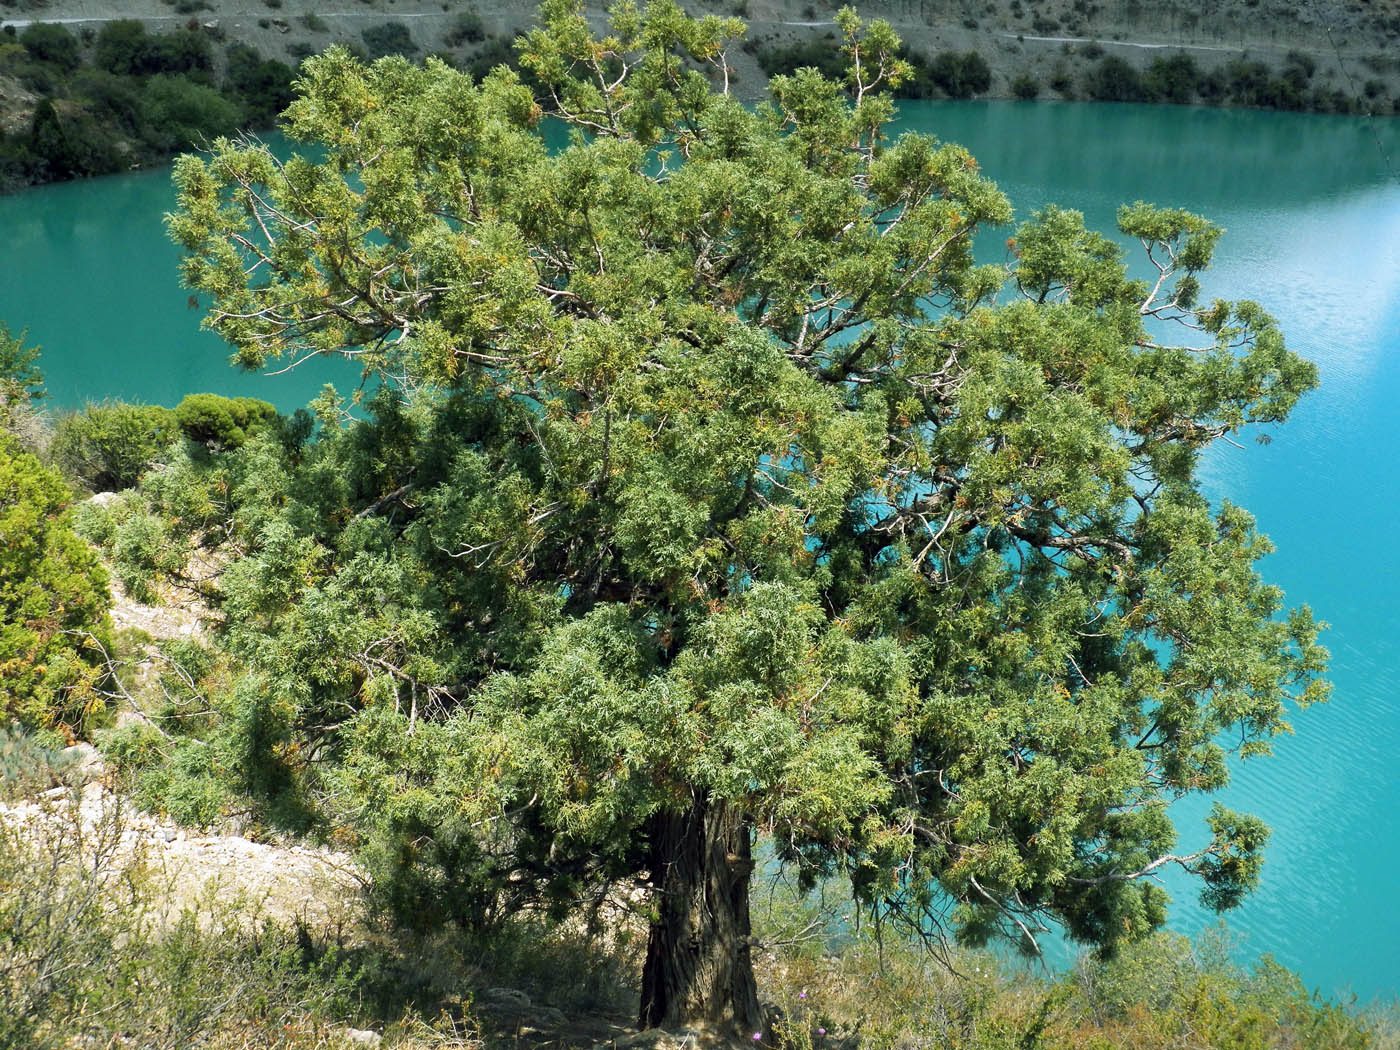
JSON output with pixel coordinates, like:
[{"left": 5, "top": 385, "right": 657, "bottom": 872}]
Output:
[
  {"left": 51, "top": 401, "right": 179, "bottom": 490},
  {"left": 362, "top": 21, "right": 416, "bottom": 60},
  {"left": 0, "top": 436, "right": 112, "bottom": 733},
  {"left": 300, "top": 11, "right": 329, "bottom": 32},
  {"left": 753, "top": 34, "right": 846, "bottom": 81},
  {"left": 19, "top": 22, "right": 80, "bottom": 72},
  {"left": 461, "top": 35, "right": 518, "bottom": 80},
  {"left": 70, "top": 67, "right": 147, "bottom": 134},
  {"left": 139, "top": 26, "right": 215, "bottom": 78},
  {"left": 140, "top": 73, "right": 241, "bottom": 150},
  {"left": 175, "top": 393, "right": 280, "bottom": 450},
  {"left": 26, "top": 98, "right": 125, "bottom": 180},
  {"left": 1143, "top": 51, "right": 1201, "bottom": 103},
  {"left": 443, "top": 10, "right": 485, "bottom": 48},
  {"left": 1011, "top": 73, "right": 1038, "bottom": 100},
  {"left": 1084, "top": 54, "right": 1146, "bottom": 101},
  {"left": 0, "top": 321, "right": 43, "bottom": 429},
  {"left": 900, "top": 48, "right": 991, "bottom": 99},
  {"left": 93, "top": 19, "right": 150, "bottom": 75},
  {"left": 1285, "top": 48, "right": 1317, "bottom": 80},
  {"left": 932, "top": 49, "right": 991, "bottom": 98},
  {"left": 0, "top": 723, "right": 79, "bottom": 800},
  {"left": 225, "top": 43, "right": 296, "bottom": 125}
]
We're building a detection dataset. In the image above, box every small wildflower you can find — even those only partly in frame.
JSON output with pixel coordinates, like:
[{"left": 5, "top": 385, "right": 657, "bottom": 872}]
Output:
[
  {"left": 798, "top": 992, "right": 807, "bottom": 999},
  {"left": 818, "top": 1029, "right": 826, "bottom": 1036},
  {"left": 753, "top": 1034, "right": 762, "bottom": 1041}
]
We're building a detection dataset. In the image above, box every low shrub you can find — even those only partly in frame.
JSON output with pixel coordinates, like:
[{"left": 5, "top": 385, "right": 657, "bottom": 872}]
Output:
[
  {"left": 0, "top": 437, "right": 111, "bottom": 733},
  {"left": 1084, "top": 54, "right": 1145, "bottom": 101},
  {"left": 1142, "top": 51, "right": 1201, "bottom": 103},
  {"left": 443, "top": 10, "right": 486, "bottom": 48},
  {"left": 1011, "top": 73, "right": 1038, "bottom": 100},
  {"left": 362, "top": 21, "right": 416, "bottom": 60},
  {"left": 19, "top": 22, "right": 80, "bottom": 73},
  {"left": 51, "top": 400, "right": 179, "bottom": 490}
]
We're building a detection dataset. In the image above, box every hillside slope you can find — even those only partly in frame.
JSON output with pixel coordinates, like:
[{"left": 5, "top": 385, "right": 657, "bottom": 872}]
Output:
[{"left": 2, "top": 0, "right": 1397, "bottom": 109}]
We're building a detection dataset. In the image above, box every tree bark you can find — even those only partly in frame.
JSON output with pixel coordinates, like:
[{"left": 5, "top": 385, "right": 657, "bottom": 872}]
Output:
[{"left": 638, "top": 795, "right": 763, "bottom": 1035}]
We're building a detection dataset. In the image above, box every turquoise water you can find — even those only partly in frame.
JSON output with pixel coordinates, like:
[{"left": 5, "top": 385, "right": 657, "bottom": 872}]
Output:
[
  {"left": 3, "top": 101, "right": 1399, "bottom": 1000},
  {"left": 895, "top": 103, "right": 1400, "bottom": 1001}
]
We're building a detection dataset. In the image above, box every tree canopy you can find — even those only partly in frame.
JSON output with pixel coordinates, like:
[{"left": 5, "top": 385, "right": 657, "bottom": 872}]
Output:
[
  {"left": 167, "top": 0, "right": 1327, "bottom": 1031},
  {"left": 0, "top": 435, "right": 112, "bottom": 734}
]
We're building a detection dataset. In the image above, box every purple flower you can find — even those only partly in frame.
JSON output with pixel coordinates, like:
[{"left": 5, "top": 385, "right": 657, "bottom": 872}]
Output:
[
  {"left": 798, "top": 992, "right": 807, "bottom": 999},
  {"left": 818, "top": 1030, "right": 826, "bottom": 1036},
  {"left": 753, "top": 1034, "right": 762, "bottom": 1041}
]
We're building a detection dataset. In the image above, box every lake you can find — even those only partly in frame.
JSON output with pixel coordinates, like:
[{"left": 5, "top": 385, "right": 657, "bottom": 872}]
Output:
[{"left": 3, "top": 99, "right": 1398, "bottom": 1001}]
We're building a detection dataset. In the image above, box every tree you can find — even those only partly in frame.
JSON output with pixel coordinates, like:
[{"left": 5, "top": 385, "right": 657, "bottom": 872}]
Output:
[
  {"left": 0, "top": 322, "right": 44, "bottom": 427},
  {"left": 169, "top": 1, "right": 1327, "bottom": 1033},
  {"left": 0, "top": 435, "right": 112, "bottom": 733}
]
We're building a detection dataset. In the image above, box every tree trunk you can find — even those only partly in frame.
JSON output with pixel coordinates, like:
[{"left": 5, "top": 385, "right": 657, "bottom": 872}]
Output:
[{"left": 638, "top": 795, "right": 763, "bottom": 1035}]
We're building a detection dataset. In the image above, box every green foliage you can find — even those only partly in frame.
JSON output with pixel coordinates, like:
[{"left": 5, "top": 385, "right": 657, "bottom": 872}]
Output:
[
  {"left": 140, "top": 73, "right": 242, "bottom": 151},
  {"left": 0, "top": 788, "right": 481, "bottom": 1049},
  {"left": 93, "top": 19, "right": 152, "bottom": 75},
  {"left": 1011, "top": 73, "right": 1038, "bottom": 100},
  {"left": 362, "top": 21, "right": 417, "bottom": 60},
  {"left": 1084, "top": 54, "right": 1145, "bottom": 101},
  {"left": 0, "top": 722, "right": 77, "bottom": 800},
  {"left": 19, "top": 22, "right": 80, "bottom": 73},
  {"left": 0, "top": 436, "right": 112, "bottom": 733},
  {"left": 918, "top": 49, "right": 992, "bottom": 98},
  {"left": 751, "top": 33, "right": 848, "bottom": 82},
  {"left": 225, "top": 43, "right": 296, "bottom": 125},
  {"left": 300, "top": 12, "right": 330, "bottom": 33},
  {"left": 444, "top": 10, "right": 486, "bottom": 48},
  {"left": 175, "top": 392, "right": 279, "bottom": 449},
  {"left": 1142, "top": 52, "right": 1201, "bottom": 104},
  {"left": 756, "top": 879, "right": 1380, "bottom": 1050},
  {"left": 166, "top": 0, "right": 1327, "bottom": 1024},
  {"left": 0, "top": 20, "right": 288, "bottom": 188},
  {"left": 0, "top": 322, "right": 44, "bottom": 428},
  {"left": 50, "top": 400, "right": 178, "bottom": 490}
]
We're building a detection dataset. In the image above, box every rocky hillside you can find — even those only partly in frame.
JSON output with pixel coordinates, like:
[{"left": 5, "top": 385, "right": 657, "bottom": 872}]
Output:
[{"left": 3, "top": 0, "right": 1398, "bottom": 109}]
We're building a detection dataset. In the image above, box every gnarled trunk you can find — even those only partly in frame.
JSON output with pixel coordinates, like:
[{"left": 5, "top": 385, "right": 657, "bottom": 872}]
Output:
[{"left": 638, "top": 796, "right": 762, "bottom": 1035}]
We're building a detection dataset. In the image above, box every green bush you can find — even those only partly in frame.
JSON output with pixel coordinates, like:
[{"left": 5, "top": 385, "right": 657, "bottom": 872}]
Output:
[
  {"left": 26, "top": 98, "right": 123, "bottom": 180},
  {"left": 1143, "top": 51, "right": 1201, "bottom": 103},
  {"left": 93, "top": 19, "right": 150, "bottom": 75},
  {"left": 362, "top": 21, "right": 416, "bottom": 60},
  {"left": 1011, "top": 73, "right": 1038, "bottom": 100},
  {"left": 140, "top": 73, "right": 241, "bottom": 150},
  {"left": 224, "top": 43, "right": 296, "bottom": 125},
  {"left": 70, "top": 67, "right": 146, "bottom": 134},
  {"left": 51, "top": 401, "right": 179, "bottom": 490},
  {"left": 1084, "top": 54, "right": 1146, "bottom": 101},
  {"left": 175, "top": 393, "right": 279, "bottom": 450},
  {"left": 753, "top": 33, "right": 847, "bottom": 82},
  {"left": 443, "top": 10, "right": 485, "bottom": 47},
  {"left": 19, "top": 22, "right": 81, "bottom": 73},
  {"left": 139, "top": 27, "right": 215, "bottom": 79},
  {"left": 300, "top": 11, "right": 330, "bottom": 32},
  {"left": 891, "top": 47, "right": 991, "bottom": 99},
  {"left": 0, "top": 436, "right": 112, "bottom": 732},
  {"left": 0, "top": 723, "right": 78, "bottom": 800},
  {"left": 0, "top": 321, "right": 43, "bottom": 429}
]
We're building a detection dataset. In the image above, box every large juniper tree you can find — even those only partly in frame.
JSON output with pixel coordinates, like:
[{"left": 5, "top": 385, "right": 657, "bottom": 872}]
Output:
[{"left": 168, "top": 1, "right": 1327, "bottom": 1032}]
